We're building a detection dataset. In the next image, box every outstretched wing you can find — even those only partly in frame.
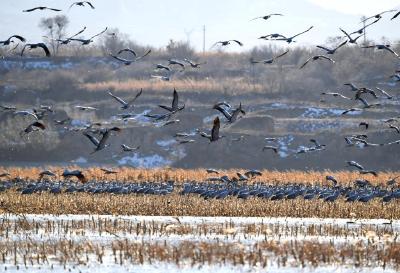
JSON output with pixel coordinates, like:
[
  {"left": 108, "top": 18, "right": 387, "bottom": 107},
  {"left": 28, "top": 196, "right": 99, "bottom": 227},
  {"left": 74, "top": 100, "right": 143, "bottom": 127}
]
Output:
[
  {"left": 291, "top": 26, "right": 313, "bottom": 39},
  {"left": 299, "top": 57, "right": 312, "bottom": 69},
  {"left": 83, "top": 132, "right": 100, "bottom": 147},
  {"left": 84, "top": 1, "right": 95, "bottom": 9},
  {"left": 89, "top": 27, "right": 108, "bottom": 40},
  {"left": 127, "top": 88, "right": 143, "bottom": 106},
  {"left": 10, "top": 35, "right": 26, "bottom": 42},
  {"left": 274, "top": 49, "right": 289, "bottom": 59},
  {"left": 117, "top": 48, "right": 137, "bottom": 57},
  {"left": 231, "top": 40, "right": 243, "bottom": 46},
  {"left": 213, "top": 103, "right": 232, "bottom": 120},
  {"left": 172, "top": 88, "right": 179, "bottom": 110},
  {"left": 38, "top": 43, "right": 51, "bottom": 57},
  {"left": 108, "top": 91, "right": 127, "bottom": 106}
]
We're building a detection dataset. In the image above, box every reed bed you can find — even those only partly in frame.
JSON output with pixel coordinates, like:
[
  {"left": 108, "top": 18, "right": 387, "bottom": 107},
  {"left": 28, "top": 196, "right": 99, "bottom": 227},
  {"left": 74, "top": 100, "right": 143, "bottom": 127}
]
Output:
[{"left": 0, "top": 191, "right": 399, "bottom": 219}]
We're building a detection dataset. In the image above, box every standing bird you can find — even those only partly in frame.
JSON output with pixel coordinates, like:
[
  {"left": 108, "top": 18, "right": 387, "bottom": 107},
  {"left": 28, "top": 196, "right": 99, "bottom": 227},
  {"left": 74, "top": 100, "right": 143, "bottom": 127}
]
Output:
[
  {"left": 316, "top": 40, "right": 347, "bottom": 55},
  {"left": 213, "top": 102, "right": 245, "bottom": 123},
  {"left": 83, "top": 127, "right": 121, "bottom": 154},
  {"left": 250, "top": 13, "right": 283, "bottom": 21},
  {"left": 69, "top": 1, "right": 95, "bottom": 9},
  {"left": 158, "top": 88, "right": 185, "bottom": 112},
  {"left": 300, "top": 55, "right": 335, "bottom": 69},
  {"left": 0, "top": 35, "right": 26, "bottom": 46},
  {"left": 108, "top": 88, "right": 142, "bottom": 110},
  {"left": 23, "top": 7, "right": 61, "bottom": 12},
  {"left": 200, "top": 117, "right": 224, "bottom": 142},
  {"left": 21, "top": 43, "right": 50, "bottom": 57}
]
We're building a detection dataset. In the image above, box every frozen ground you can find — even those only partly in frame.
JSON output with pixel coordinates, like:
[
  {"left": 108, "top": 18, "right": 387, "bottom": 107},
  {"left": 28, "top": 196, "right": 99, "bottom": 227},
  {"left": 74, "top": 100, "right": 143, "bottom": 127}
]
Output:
[{"left": 1, "top": 214, "right": 399, "bottom": 272}]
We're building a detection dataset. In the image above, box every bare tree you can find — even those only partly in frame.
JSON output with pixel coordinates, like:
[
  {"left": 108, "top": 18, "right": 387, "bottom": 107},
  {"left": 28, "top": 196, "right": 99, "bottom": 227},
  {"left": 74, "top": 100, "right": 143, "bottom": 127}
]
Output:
[{"left": 39, "top": 15, "right": 69, "bottom": 56}]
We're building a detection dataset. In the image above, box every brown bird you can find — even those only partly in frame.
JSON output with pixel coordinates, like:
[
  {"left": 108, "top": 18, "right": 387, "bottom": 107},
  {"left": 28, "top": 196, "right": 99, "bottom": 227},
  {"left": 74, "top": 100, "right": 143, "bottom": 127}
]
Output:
[
  {"left": 62, "top": 170, "right": 87, "bottom": 183},
  {"left": 23, "top": 7, "right": 61, "bottom": 12},
  {"left": 21, "top": 43, "right": 50, "bottom": 57}
]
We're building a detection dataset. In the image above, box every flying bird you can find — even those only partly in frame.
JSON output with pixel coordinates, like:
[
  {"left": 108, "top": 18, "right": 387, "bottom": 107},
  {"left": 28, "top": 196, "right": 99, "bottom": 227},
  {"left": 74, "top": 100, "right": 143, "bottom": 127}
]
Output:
[
  {"left": 375, "top": 87, "right": 393, "bottom": 99},
  {"left": 212, "top": 40, "right": 243, "bottom": 48},
  {"left": 83, "top": 127, "right": 121, "bottom": 153},
  {"left": 70, "top": 27, "right": 108, "bottom": 45},
  {"left": 110, "top": 49, "right": 151, "bottom": 65},
  {"left": 121, "top": 144, "right": 140, "bottom": 152},
  {"left": 183, "top": 58, "right": 206, "bottom": 68},
  {"left": 361, "top": 44, "right": 399, "bottom": 58},
  {"left": 351, "top": 18, "right": 381, "bottom": 35},
  {"left": 346, "top": 160, "right": 364, "bottom": 170},
  {"left": 0, "top": 35, "right": 26, "bottom": 46},
  {"left": 69, "top": 1, "right": 95, "bottom": 9},
  {"left": 341, "top": 108, "right": 363, "bottom": 115},
  {"left": 213, "top": 102, "right": 245, "bottom": 123},
  {"left": 20, "top": 121, "right": 46, "bottom": 137},
  {"left": 300, "top": 55, "right": 335, "bottom": 69},
  {"left": 158, "top": 88, "right": 185, "bottom": 112},
  {"left": 62, "top": 170, "right": 87, "bottom": 183},
  {"left": 200, "top": 117, "right": 224, "bottom": 142},
  {"left": 75, "top": 106, "right": 98, "bottom": 111},
  {"left": 21, "top": 43, "right": 50, "bottom": 57},
  {"left": 117, "top": 48, "right": 137, "bottom": 57},
  {"left": 339, "top": 28, "right": 363, "bottom": 44},
  {"left": 250, "top": 13, "right": 283, "bottom": 21},
  {"left": 389, "top": 124, "right": 400, "bottom": 133},
  {"left": 262, "top": 146, "right": 278, "bottom": 153},
  {"left": 316, "top": 40, "right": 347, "bottom": 54},
  {"left": 276, "top": 26, "right": 313, "bottom": 43},
  {"left": 391, "top": 11, "right": 400, "bottom": 20},
  {"left": 23, "top": 7, "right": 61, "bottom": 12},
  {"left": 54, "top": 27, "right": 87, "bottom": 45},
  {"left": 250, "top": 50, "right": 289, "bottom": 64},
  {"left": 108, "top": 88, "right": 142, "bottom": 110},
  {"left": 258, "top": 33, "right": 287, "bottom": 40},
  {"left": 321, "top": 92, "right": 351, "bottom": 100},
  {"left": 361, "top": 10, "right": 396, "bottom": 22}
]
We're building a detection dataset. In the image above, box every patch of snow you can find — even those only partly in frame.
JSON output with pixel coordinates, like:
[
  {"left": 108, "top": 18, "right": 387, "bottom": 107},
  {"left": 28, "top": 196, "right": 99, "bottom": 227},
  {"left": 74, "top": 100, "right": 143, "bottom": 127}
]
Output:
[{"left": 117, "top": 153, "right": 171, "bottom": 168}]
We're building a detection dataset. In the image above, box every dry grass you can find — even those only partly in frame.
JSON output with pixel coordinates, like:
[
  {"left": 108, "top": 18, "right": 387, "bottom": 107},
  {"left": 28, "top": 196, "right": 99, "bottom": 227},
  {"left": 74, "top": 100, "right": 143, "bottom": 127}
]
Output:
[
  {"left": 82, "top": 77, "right": 264, "bottom": 94},
  {"left": 1, "top": 167, "right": 398, "bottom": 187}
]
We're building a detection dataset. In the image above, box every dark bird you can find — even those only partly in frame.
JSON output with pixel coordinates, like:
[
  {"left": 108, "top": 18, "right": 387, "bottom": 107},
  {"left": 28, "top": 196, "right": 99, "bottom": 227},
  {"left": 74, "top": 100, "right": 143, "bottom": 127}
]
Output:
[
  {"left": 300, "top": 55, "right": 335, "bottom": 69},
  {"left": 362, "top": 10, "right": 396, "bottom": 22},
  {"left": 168, "top": 59, "right": 185, "bottom": 69},
  {"left": 212, "top": 40, "right": 243, "bottom": 47},
  {"left": 54, "top": 26, "right": 87, "bottom": 45},
  {"left": 158, "top": 88, "right": 185, "bottom": 112},
  {"left": 390, "top": 74, "right": 400, "bottom": 81},
  {"left": 341, "top": 108, "right": 363, "bottom": 115},
  {"left": 359, "top": 170, "right": 378, "bottom": 177},
  {"left": 359, "top": 122, "right": 369, "bottom": 129},
  {"left": 350, "top": 18, "right": 381, "bottom": 35},
  {"left": 357, "top": 97, "right": 381, "bottom": 109},
  {"left": 339, "top": 28, "right": 363, "bottom": 44},
  {"left": 250, "top": 50, "right": 289, "bottom": 64},
  {"left": 117, "top": 48, "right": 137, "bottom": 57},
  {"left": 258, "top": 33, "right": 287, "bottom": 40},
  {"left": 20, "top": 121, "right": 46, "bottom": 137},
  {"left": 69, "top": 1, "right": 95, "bottom": 9},
  {"left": 83, "top": 127, "right": 121, "bottom": 153},
  {"left": 21, "top": 43, "right": 50, "bottom": 57},
  {"left": 62, "top": 170, "right": 87, "bottom": 183},
  {"left": 326, "top": 175, "right": 338, "bottom": 186},
  {"left": 391, "top": 11, "right": 400, "bottom": 20},
  {"left": 108, "top": 88, "right": 142, "bottom": 110},
  {"left": 38, "top": 170, "right": 56, "bottom": 180},
  {"left": 321, "top": 92, "right": 351, "bottom": 100},
  {"left": 262, "top": 146, "right": 278, "bottom": 153},
  {"left": 184, "top": 58, "right": 206, "bottom": 68},
  {"left": 346, "top": 160, "right": 364, "bottom": 170},
  {"left": 213, "top": 102, "right": 245, "bottom": 123},
  {"left": 250, "top": 13, "right": 283, "bottom": 21},
  {"left": 155, "top": 64, "right": 171, "bottom": 71},
  {"left": 362, "top": 44, "right": 399, "bottom": 58},
  {"left": 0, "top": 35, "right": 26, "bottom": 46},
  {"left": 200, "top": 117, "right": 224, "bottom": 142},
  {"left": 316, "top": 40, "right": 347, "bottom": 54},
  {"left": 70, "top": 27, "right": 108, "bottom": 45},
  {"left": 23, "top": 7, "right": 61, "bottom": 12},
  {"left": 310, "top": 139, "right": 325, "bottom": 149},
  {"left": 389, "top": 124, "right": 400, "bottom": 133},
  {"left": 276, "top": 26, "right": 313, "bottom": 43}
]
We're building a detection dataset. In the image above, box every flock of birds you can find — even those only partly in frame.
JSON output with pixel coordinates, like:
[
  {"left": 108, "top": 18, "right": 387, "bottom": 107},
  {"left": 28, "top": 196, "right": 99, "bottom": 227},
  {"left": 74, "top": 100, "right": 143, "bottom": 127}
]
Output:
[{"left": 0, "top": 3, "right": 400, "bottom": 198}]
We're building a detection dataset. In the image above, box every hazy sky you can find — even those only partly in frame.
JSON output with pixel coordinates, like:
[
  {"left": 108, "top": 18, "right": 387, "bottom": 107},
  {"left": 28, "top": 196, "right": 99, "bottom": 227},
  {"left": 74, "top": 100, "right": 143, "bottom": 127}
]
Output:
[{"left": 1, "top": 0, "right": 399, "bottom": 51}]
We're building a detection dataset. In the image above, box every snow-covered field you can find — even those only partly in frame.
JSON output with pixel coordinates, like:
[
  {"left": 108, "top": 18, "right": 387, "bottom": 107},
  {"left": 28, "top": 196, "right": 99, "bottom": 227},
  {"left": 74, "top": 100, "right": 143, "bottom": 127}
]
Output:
[{"left": 1, "top": 214, "right": 399, "bottom": 272}]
